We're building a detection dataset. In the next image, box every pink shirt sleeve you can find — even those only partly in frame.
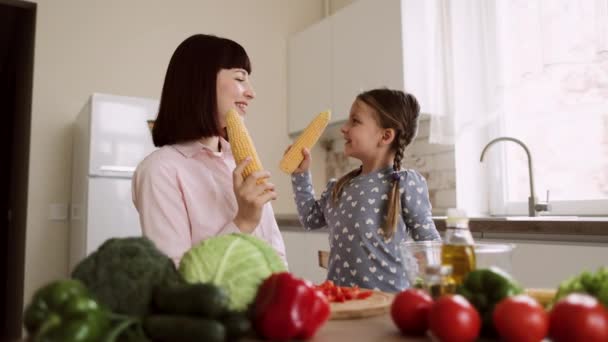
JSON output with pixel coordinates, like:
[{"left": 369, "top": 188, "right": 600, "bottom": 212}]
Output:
[
  {"left": 218, "top": 220, "right": 242, "bottom": 235},
  {"left": 132, "top": 160, "right": 192, "bottom": 265},
  {"left": 132, "top": 142, "right": 287, "bottom": 268}
]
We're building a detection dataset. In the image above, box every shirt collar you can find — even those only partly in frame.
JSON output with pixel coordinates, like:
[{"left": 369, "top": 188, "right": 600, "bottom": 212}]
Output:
[{"left": 173, "top": 137, "right": 232, "bottom": 158}]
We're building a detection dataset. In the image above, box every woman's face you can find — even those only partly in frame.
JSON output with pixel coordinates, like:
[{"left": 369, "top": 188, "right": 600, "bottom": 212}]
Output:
[{"left": 216, "top": 68, "right": 256, "bottom": 128}]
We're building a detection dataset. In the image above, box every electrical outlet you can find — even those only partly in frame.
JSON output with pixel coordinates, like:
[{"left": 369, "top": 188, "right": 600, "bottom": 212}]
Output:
[
  {"left": 70, "top": 203, "right": 83, "bottom": 220},
  {"left": 49, "top": 203, "right": 68, "bottom": 221}
]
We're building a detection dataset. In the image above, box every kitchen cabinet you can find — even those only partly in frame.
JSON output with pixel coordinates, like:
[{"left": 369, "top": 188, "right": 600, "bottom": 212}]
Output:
[
  {"left": 282, "top": 230, "right": 329, "bottom": 283},
  {"left": 287, "top": 19, "right": 332, "bottom": 134},
  {"left": 282, "top": 227, "right": 608, "bottom": 290},
  {"left": 479, "top": 236, "right": 608, "bottom": 288},
  {"left": 331, "top": 0, "right": 404, "bottom": 124},
  {"left": 287, "top": 0, "right": 404, "bottom": 134}
]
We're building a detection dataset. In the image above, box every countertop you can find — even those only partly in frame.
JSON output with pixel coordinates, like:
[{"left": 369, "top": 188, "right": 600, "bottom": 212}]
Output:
[
  {"left": 250, "top": 313, "right": 497, "bottom": 341},
  {"left": 245, "top": 314, "right": 425, "bottom": 342},
  {"left": 298, "top": 314, "right": 424, "bottom": 342},
  {"left": 276, "top": 214, "right": 608, "bottom": 241},
  {"left": 13, "top": 315, "right": 440, "bottom": 342},
  {"left": 17, "top": 315, "right": 420, "bottom": 342},
  {"left": 14, "top": 314, "right": 499, "bottom": 342}
]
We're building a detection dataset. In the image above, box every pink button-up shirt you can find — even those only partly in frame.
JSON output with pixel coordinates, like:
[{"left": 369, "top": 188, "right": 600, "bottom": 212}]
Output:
[{"left": 132, "top": 138, "right": 287, "bottom": 266}]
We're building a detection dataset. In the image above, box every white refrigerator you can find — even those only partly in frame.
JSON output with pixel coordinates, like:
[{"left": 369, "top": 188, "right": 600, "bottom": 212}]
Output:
[{"left": 70, "top": 93, "right": 159, "bottom": 271}]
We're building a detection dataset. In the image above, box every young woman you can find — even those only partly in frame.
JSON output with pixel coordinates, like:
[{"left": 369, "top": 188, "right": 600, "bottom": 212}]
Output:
[{"left": 133, "top": 34, "right": 286, "bottom": 265}]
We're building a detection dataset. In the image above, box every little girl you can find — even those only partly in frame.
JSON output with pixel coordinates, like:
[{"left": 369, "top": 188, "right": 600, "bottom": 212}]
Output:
[{"left": 289, "top": 88, "right": 441, "bottom": 292}]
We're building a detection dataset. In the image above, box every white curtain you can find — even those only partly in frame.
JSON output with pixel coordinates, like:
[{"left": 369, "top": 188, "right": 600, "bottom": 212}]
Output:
[
  {"left": 405, "top": 0, "right": 608, "bottom": 145},
  {"left": 403, "top": 0, "right": 498, "bottom": 145}
]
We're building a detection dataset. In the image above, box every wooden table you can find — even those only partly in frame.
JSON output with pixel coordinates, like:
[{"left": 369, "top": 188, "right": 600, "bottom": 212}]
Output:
[
  {"left": 308, "top": 313, "right": 512, "bottom": 342},
  {"left": 298, "top": 314, "right": 428, "bottom": 342},
  {"left": 18, "top": 315, "right": 487, "bottom": 342}
]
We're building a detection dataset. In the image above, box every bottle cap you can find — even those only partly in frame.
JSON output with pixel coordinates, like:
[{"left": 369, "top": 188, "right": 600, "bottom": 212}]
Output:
[
  {"left": 446, "top": 208, "right": 469, "bottom": 226},
  {"left": 446, "top": 208, "right": 467, "bottom": 219}
]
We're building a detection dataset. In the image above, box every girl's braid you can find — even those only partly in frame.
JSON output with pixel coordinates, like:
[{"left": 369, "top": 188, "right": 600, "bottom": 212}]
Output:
[
  {"left": 386, "top": 133, "right": 407, "bottom": 239},
  {"left": 393, "top": 133, "right": 407, "bottom": 172}
]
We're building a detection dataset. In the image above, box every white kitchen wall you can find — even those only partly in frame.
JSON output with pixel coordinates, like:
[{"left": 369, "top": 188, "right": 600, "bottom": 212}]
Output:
[
  {"left": 24, "top": 0, "right": 324, "bottom": 308},
  {"left": 328, "top": 0, "right": 355, "bottom": 14},
  {"left": 404, "top": 118, "right": 456, "bottom": 214}
]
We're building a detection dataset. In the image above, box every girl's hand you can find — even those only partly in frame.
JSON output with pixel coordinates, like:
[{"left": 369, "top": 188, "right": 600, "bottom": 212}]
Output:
[
  {"left": 283, "top": 146, "right": 311, "bottom": 173},
  {"left": 232, "top": 158, "right": 277, "bottom": 233}
]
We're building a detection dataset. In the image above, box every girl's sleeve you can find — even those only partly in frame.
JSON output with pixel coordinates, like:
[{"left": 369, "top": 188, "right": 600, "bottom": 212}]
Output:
[
  {"left": 400, "top": 170, "right": 441, "bottom": 241},
  {"left": 132, "top": 160, "right": 192, "bottom": 265},
  {"left": 291, "top": 171, "right": 335, "bottom": 230}
]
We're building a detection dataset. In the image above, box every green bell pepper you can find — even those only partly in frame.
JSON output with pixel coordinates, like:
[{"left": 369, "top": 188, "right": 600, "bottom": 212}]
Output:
[
  {"left": 456, "top": 267, "right": 523, "bottom": 336},
  {"left": 23, "top": 279, "right": 110, "bottom": 342}
]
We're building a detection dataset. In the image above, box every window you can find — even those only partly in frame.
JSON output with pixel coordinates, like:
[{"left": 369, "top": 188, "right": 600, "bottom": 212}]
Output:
[
  {"left": 412, "top": 0, "right": 608, "bottom": 216},
  {"left": 492, "top": 0, "right": 608, "bottom": 216}
]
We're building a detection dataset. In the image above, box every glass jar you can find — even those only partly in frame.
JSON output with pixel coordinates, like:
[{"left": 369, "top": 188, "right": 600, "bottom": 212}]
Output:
[
  {"left": 424, "top": 264, "right": 457, "bottom": 299},
  {"left": 441, "top": 208, "right": 476, "bottom": 285}
]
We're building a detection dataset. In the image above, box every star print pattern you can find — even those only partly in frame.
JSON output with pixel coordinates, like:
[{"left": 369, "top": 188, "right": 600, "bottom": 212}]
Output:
[{"left": 291, "top": 166, "right": 441, "bottom": 292}]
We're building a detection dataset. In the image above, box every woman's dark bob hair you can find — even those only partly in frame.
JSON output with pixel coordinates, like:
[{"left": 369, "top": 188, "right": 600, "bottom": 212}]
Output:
[{"left": 152, "top": 34, "right": 251, "bottom": 147}]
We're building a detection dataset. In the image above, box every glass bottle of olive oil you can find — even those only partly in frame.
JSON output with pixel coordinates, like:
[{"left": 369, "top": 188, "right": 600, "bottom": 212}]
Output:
[
  {"left": 441, "top": 208, "right": 476, "bottom": 285},
  {"left": 424, "top": 264, "right": 457, "bottom": 298}
]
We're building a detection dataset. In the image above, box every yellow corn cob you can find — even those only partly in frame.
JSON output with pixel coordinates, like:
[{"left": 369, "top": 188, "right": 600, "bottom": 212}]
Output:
[
  {"left": 524, "top": 288, "right": 557, "bottom": 308},
  {"left": 280, "top": 110, "right": 331, "bottom": 174},
  {"left": 225, "top": 109, "right": 265, "bottom": 182}
]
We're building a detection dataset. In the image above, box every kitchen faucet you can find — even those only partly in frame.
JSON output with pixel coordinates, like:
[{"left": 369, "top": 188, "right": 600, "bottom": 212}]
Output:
[{"left": 480, "top": 137, "right": 550, "bottom": 217}]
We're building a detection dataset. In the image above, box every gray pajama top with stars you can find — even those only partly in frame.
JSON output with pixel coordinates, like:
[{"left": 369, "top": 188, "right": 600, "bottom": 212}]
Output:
[{"left": 291, "top": 166, "right": 441, "bottom": 292}]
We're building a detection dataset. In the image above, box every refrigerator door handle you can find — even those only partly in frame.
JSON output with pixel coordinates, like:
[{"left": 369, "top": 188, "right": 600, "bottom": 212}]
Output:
[{"left": 98, "top": 165, "right": 136, "bottom": 173}]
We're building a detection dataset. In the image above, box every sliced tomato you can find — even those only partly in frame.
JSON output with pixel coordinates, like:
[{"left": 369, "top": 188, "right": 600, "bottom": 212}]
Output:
[
  {"left": 314, "top": 281, "right": 374, "bottom": 303},
  {"left": 357, "top": 291, "right": 373, "bottom": 299}
]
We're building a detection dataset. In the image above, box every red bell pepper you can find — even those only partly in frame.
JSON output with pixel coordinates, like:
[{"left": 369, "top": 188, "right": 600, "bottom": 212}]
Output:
[{"left": 253, "top": 272, "right": 330, "bottom": 340}]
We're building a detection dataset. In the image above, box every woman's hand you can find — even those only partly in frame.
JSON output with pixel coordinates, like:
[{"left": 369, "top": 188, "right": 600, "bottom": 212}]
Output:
[
  {"left": 284, "top": 146, "right": 311, "bottom": 174},
  {"left": 232, "top": 158, "right": 277, "bottom": 233}
]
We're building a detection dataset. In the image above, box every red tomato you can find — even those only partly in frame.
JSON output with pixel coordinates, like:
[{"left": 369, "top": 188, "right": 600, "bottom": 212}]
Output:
[
  {"left": 493, "top": 295, "right": 549, "bottom": 342},
  {"left": 428, "top": 294, "right": 481, "bottom": 342},
  {"left": 549, "top": 293, "right": 608, "bottom": 342},
  {"left": 390, "top": 289, "right": 433, "bottom": 336}
]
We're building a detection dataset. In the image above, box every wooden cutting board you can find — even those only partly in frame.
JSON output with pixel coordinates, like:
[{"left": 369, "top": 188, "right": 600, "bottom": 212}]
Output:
[
  {"left": 330, "top": 291, "right": 394, "bottom": 320},
  {"left": 328, "top": 288, "right": 554, "bottom": 320}
]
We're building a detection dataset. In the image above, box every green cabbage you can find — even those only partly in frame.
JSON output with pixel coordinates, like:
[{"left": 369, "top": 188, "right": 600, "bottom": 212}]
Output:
[{"left": 178, "top": 233, "right": 286, "bottom": 311}]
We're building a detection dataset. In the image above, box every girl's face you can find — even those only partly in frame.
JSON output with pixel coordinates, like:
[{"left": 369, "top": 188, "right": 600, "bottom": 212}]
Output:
[
  {"left": 216, "top": 68, "right": 256, "bottom": 127},
  {"left": 340, "top": 99, "right": 385, "bottom": 160}
]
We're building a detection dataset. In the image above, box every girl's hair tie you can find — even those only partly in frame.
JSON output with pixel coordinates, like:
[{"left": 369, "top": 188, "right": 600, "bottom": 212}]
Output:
[{"left": 391, "top": 171, "right": 400, "bottom": 181}]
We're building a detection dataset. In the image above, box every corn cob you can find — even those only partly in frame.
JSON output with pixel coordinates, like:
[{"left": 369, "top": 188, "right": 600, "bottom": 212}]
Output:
[
  {"left": 225, "top": 109, "right": 265, "bottom": 182},
  {"left": 280, "top": 110, "right": 331, "bottom": 174},
  {"left": 524, "top": 288, "right": 557, "bottom": 308}
]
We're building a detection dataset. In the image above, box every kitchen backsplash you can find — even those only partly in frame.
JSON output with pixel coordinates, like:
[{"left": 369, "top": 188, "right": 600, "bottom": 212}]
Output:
[{"left": 321, "top": 117, "right": 456, "bottom": 214}]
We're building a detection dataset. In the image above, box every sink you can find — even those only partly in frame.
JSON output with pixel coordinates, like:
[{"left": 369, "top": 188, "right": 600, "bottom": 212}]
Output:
[
  {"left": 502, "top": 216, "right": 579, "bottom": 221},
  {"left": 459, "top": 216, "right": 581, "bottom": 222},
  {"left": 433, "top": 216, "right": 608, "bottom": 222}
]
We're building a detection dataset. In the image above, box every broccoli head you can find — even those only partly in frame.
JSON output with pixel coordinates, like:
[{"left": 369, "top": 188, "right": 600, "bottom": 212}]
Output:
[
  {"left": 71, "top": 236, "right": 183, "bottom": 316},
  {"left": 554, "top": 266, "right": 608, "bottom": 307}
]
